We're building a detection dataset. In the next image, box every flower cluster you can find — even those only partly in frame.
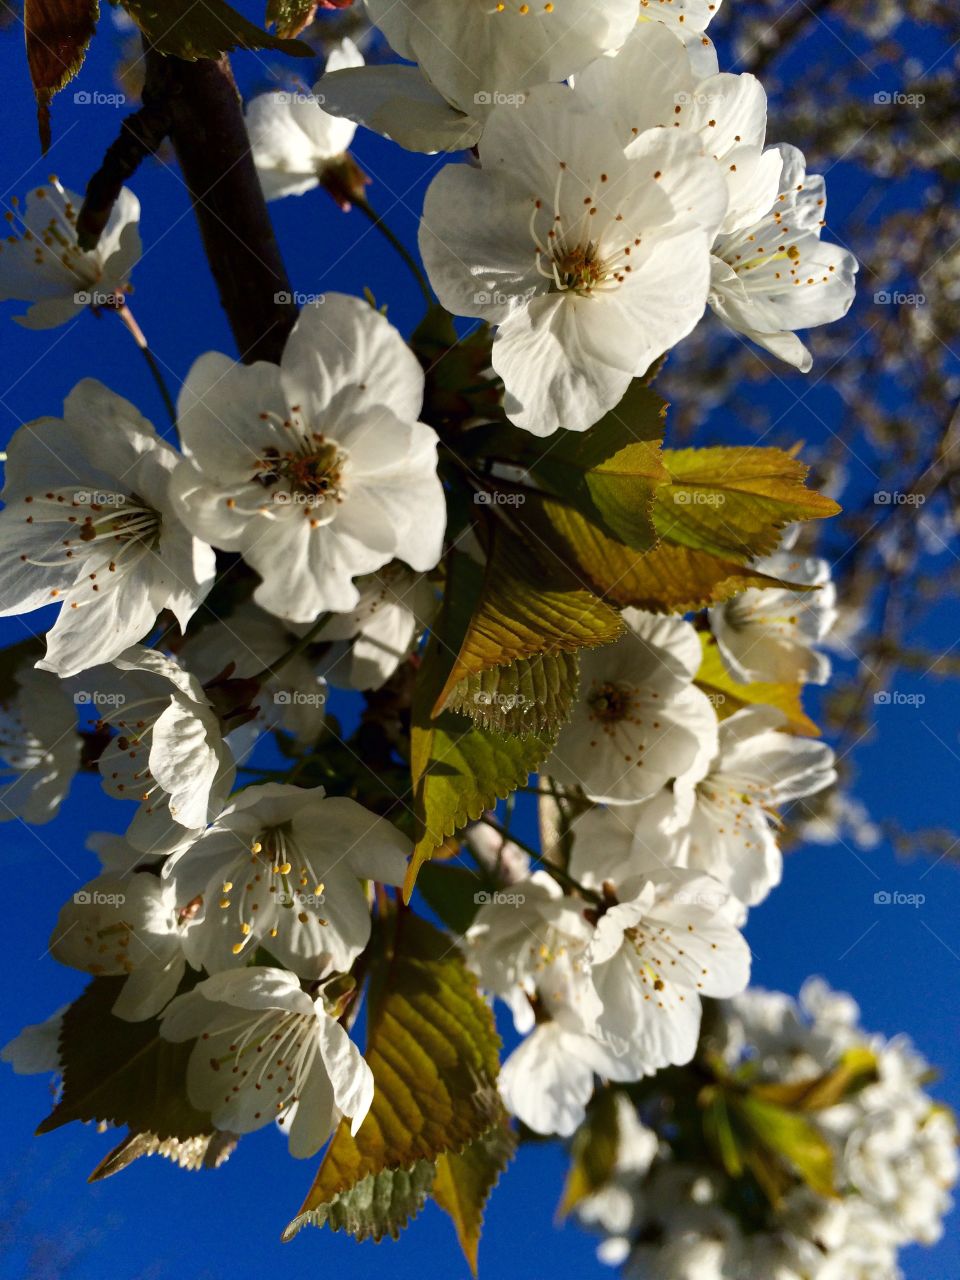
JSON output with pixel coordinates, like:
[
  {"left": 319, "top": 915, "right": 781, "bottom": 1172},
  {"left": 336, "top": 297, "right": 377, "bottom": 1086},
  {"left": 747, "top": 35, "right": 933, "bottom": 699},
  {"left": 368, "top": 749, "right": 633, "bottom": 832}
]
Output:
[
  {"left": 574, "top": 981, "right": 958, "bottom": 1279},
  {"left": 0, "top": 0, "right": 947, "bottom": 1273}
]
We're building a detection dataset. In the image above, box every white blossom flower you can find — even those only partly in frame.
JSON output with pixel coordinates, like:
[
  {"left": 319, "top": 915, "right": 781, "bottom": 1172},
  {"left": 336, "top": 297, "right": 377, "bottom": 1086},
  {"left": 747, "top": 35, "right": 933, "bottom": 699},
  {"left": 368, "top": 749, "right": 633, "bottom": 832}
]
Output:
[
  {"left": 463, "top": 821, "right": 531, "bottom": 885},
  {"left": 160, "top": 966, "right": 373, "bottom": 1156},
  {"left": 587, "top": 868, "right": 750, "bottom": 1073},
  {"left": 638, "top": 0, "right": 726, "bottom": 77},
  {"left": 467, "top": 872, "right": 634, "bottom": 1136},
  {"left": 1, "top": 1006, "right": 65, "bottom": 1075},
  {"left": 670, "top": 707, "right": 836, "bottom": 907},
  {"left": 49, "top": 872, "right": 191, "bottom": 1020},
  {"left": 549, "top": 610, "right": 718, "bottom": 805},
  {"left": 0, "top": 666, "right": 79, "bottom": 824},
  {"left": 163, "top": 782, "right": 409, "bottom": 978},
  {"left": 0, "top": 380, "right": 216, "bottom": 677},
  {"left": 420, "top": 86, "right": 728, "bottom": 434},
  {"left": 316, "top": 62, "right": 483, "bottom": 155},
  {"left": 0, "top": 178, "right": 140, "bottom": 329},
  {"left": 710, "top": 552, "right": 838, "bottom": 685},
  {"left": 171, "top": 294, "right": 446, "bottom": 621},
  {"left": 179, "top": 606, "right": 328, "bottom": 749},
  {"left": 574, "top": 22, "right": 783, "bottom": 236},
  {"left": 246, "top": 39, "right": 364, "bottom": 201},
  {"left": 86, "top": 645, "right": 235, "bottom": 856},
  {"left": 709, "top": 144, "right": 858, "bottom": 370},
  {"left": 364, "top": 0, "right": 637, "bottom": 123},
  {"left": 317, "top": 563, "right": 437, "bottom": 690}
]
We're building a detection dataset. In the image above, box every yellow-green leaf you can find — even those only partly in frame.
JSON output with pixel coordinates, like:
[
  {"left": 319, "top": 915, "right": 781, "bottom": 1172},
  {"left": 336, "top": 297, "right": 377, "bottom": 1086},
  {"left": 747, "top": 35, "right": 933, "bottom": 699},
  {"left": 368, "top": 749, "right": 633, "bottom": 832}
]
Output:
[
  {"left": 444, "top": 651, "right": 580, "bottom": 737},
  {"left": 284, "top": 916, "right": 505, "bottom": 1241},
  {"left": 696, "top": 636, "right": 820, "bottom": 736},
  {"left": 433, "top": 529, "right": 623, "bottom": 717},
  {"left": 558, "top": 1087, "right": 621, "bottom": 1218},
  {"left": 121, "top": 0, "right": 311, "bottom": 58},
  {"left": 735, "top": 1094, "right": 837, "bottom": 1202},
  {"left": 434, "top": 1121, "right": 517, "bottom": 1276},
  {"left": 265, "top": 0, "right": 316, "bottom": 38},
  {"left": 527, "top": 381, "right": 669, "bottom": 551},
  {"left": 752, "top": 1047, "right": 879, "bottom": 1112},
  {"left": 654, "top": 446, "right": 840, "bottom": 562},
  {"left": 25, "top": 0, "right": 99, "bottom": 151},
  {"left": 542, "top": 505, "right": 787, "bottom": 613},
  {"left": 407, "top": 555, "right": 556, "bottom": 899}
]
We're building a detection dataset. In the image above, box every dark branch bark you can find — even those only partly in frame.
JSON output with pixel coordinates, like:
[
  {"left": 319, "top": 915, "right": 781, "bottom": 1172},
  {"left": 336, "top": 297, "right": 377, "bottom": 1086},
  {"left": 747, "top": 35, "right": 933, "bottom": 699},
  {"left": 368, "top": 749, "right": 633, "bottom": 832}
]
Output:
[
  {"left": 144, "top": 49, "right": 298, "bottom": 365},
  {"left": 77, "top": 96, "right": 173, "bottom": 252}
]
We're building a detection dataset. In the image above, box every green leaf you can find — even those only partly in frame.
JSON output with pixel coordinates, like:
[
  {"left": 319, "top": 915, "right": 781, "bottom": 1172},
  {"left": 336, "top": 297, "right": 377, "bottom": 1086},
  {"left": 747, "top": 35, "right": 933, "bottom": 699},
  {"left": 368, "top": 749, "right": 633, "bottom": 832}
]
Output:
[
  {"left": 120, "top": 0, "right": 312, "bottom": 59},
  {"left": 445, "top": 651, "right": 580, "bottom": 737},
  {"left": 25, "top": 0, "right": 99, "bottom": 151},
  {"left": 434, "top": 1121, "right": 517, "bottom": 1276},
  {"left": 415, "top": 862, "right": 487, "bottom": 936},
  {"left": 701, "top": 1087, "right": 745, "bottom": 1180},
  {"left": 526, "top": 381, "right": 669, "bottom": 551},
  {"left": 265, "top": 0, "right": 317, "bottom": 38},
  {"left": 432, "top": 528, "right": 623, "bottom": 718},
  {"left": 284, "top": 916, "right": 505, "bottom": 1241},
  {"left": 653, "top": 446, "right": 841, "bottom": 562},
  {"left": 407, "top": 555, "right": 557, "bottom": 900},
  {"left": 751, "top": 1047, "right": 879, "bottom": 1112},
  {"left": 696, "top": 636, "right": 820, "bottom": 736},
  {"left": 558, "top": 1087, "right": 622, "bottom": 1218},
  {"left": 735, "top": 1094, "right": 837, "bottom": 1202},
  {"left": 37, "top": 977, "right": 211, "bottom": 1141}
]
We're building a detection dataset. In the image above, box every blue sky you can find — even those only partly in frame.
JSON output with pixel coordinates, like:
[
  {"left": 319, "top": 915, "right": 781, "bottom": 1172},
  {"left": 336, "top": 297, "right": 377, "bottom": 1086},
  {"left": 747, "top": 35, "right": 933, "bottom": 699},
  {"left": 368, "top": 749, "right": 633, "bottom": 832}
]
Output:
[{"left": 1, "top": 6, "right": 958, "bottom": 1279}]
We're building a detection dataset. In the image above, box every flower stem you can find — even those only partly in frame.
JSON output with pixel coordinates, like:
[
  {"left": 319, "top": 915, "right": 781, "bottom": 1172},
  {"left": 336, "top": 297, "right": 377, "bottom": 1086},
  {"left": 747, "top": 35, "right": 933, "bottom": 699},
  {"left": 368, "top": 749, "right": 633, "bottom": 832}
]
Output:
[
  {"left": 115, "top": 305, "right": 178, "bottom": 429},
  {"left": 253, "top": 612, "right": 332, "bottom": 685},
  {"left": 353, "top": 196, "right": 433, "bottom": 307},
  {"left": 478, "top": 816, "right": 600, "bottom": 904}
]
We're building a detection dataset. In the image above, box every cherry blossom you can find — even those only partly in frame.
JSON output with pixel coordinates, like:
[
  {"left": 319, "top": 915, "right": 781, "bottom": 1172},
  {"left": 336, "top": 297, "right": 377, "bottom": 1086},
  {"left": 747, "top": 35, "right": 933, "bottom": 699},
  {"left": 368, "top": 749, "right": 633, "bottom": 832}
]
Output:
[
  {"left": 420, "top": 86, "right": 728, "bottom": 434},
  {"left": 247, "top": 39, "right": 364, "bottom": 201},
  {"left": 163, "top": 782, "right": 409, "bottom": 978},
  {"left": 0, "top": 667, "right": 79, "bottom": 824},
  {"left": 0, "top": 178, "right": 139, "bottom": 328},
  {"left": 0, "top": 379, "right": 215, "bottom": 677},
  {"left": 160, "top": 966, "right": 373, "bottom": 1156},
  {"left": 171, "top": 295, "right": 446, "bottom": 620},
  {"left": 548, "top": 610, "right": 718, "bottom": 804}
]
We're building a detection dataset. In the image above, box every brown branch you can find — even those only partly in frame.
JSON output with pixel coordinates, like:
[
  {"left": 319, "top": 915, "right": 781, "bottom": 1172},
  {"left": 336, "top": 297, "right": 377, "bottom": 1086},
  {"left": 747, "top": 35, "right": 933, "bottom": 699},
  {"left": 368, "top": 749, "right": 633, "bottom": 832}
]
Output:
[
  {"left": 77, "top": 95, "right": 173, "bottom": 252},
  {"left": 144, "top": 48, "right": 298, "bottom": 365}
]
